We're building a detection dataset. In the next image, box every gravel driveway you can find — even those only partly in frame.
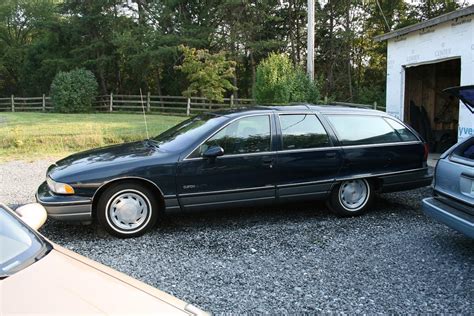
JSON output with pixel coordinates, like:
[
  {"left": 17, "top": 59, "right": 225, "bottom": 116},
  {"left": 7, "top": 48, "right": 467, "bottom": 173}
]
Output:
[{"left": 1, "top": 159, "right": 473, "bottom": 314}]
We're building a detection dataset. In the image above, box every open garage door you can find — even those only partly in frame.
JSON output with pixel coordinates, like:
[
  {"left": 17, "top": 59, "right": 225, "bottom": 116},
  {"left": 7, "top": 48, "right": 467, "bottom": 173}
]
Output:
[{"left": 404, "top": 58, "right": 461, "bottom": 153}]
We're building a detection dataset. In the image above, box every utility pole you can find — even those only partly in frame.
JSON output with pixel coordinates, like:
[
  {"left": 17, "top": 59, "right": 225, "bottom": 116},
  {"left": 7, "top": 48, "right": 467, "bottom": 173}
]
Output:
[{"left": 307, "top": 0, "right": 315, "bottom": 81}]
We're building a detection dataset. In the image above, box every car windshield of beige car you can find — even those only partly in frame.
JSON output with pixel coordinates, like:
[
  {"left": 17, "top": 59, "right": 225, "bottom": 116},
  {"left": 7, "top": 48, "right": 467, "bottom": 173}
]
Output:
[{"left": 0, "top": 206, "right": 50, "bottom": 278}]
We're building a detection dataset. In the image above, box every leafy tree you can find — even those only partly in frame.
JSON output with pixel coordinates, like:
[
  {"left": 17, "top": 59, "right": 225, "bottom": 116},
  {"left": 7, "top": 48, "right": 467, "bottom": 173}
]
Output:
[
  {"left": 176, "top": 45, "right": 237, "bottom": 102},
  {"left": 0, "top": 0, "right": 55, "bottom": 95},
  {"left": 50, "top": 68, "right": 98, "bottom": 113},
  {"left": 255, "top": 53, "right": 319, "bottom": 104}
]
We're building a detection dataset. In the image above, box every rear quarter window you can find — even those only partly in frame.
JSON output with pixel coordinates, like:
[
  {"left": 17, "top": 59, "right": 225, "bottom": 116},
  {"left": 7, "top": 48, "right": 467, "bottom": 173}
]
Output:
[
  {"left": 384, "top": 118, "right": 419, "bottom": 142},
  {"left": 326, "top": 115, "right": 401, "bottom": 146}
]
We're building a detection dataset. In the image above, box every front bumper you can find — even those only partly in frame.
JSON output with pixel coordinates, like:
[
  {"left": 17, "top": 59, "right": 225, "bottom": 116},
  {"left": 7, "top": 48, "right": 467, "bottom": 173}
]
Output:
[
  {"left": 422, "top": 197, "right": 474, "bottom": 238},
  {"left": 36, "top": 181, "right": 92, "bottom": 222}
]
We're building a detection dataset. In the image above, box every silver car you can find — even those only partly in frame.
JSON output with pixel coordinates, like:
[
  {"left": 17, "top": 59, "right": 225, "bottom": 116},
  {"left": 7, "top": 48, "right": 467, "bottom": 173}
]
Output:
[
  {"left": 423, "top": 86, "right": 474, "bottom": 238},
  {"left": 422, "top": 135, "right": 474, "bottom": 238}
]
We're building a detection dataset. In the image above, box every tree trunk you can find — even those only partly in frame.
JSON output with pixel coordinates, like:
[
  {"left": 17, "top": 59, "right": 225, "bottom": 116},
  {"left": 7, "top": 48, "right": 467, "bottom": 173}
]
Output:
[
  {"left": 250, "top": 50, "right": 256, "bottom": 98},
  {"left": 346, "top": 0, "right": 353, "bottom": 101},
  {"left": 327, "top": 4, "right": 335, "bottom": 94}
]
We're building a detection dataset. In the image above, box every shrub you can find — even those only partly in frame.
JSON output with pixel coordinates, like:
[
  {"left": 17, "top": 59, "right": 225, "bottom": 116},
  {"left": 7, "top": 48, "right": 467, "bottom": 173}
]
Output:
[
  {"left": 255, "top": 53, "right": 320, "bottom": 104},
  {"left": 355, "top": 85, "right": 385, "bottom": 108},
  {"left": 50, "top": 68, "right": 98, "bottom": 113}
]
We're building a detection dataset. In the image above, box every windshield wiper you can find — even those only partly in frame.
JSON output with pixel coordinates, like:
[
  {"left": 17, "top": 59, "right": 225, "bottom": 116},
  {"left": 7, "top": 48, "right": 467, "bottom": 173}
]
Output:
[{"left": 145, "top": 139, "right": 160, "bottom": 148}]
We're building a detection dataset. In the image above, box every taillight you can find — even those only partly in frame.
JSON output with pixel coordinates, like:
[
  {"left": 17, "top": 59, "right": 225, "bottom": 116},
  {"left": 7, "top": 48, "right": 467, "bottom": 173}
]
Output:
[{"left": 423, "top": 143, "right": 429, "bottom": 161}]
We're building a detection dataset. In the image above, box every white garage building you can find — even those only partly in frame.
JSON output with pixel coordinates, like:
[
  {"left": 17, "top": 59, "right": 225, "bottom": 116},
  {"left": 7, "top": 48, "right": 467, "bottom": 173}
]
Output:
[{"left": 375, "top": 5, "right": 474, "bottom": 152}]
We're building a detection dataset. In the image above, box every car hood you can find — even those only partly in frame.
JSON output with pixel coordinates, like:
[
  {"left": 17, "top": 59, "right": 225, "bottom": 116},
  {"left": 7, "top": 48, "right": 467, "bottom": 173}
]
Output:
[
  {"left": 444, "top": 85, "right": 474, "bottom": 113},
  {"left": 1, "top": 244, "right": 200, "bottom": 315},
  {"left": 48, "top": 140, "right": 170, "bottom": 181}
]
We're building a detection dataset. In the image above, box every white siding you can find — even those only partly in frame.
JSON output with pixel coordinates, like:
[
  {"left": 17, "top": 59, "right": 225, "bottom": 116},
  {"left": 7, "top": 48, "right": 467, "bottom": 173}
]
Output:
[{"left": 385, "top": 16, "right": 474, "bottom": 141}]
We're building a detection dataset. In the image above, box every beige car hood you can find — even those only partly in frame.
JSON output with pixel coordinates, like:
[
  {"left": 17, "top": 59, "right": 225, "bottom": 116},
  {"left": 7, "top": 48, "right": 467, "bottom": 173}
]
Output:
[{"left": 1, "top": 244, "right": 195, "bottom": 315}]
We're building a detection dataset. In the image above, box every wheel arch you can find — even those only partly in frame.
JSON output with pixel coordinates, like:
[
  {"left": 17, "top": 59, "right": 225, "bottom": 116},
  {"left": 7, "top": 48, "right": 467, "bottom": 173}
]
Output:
[{"left": 91, "top": 177, "right": 165, "bottom": 219}]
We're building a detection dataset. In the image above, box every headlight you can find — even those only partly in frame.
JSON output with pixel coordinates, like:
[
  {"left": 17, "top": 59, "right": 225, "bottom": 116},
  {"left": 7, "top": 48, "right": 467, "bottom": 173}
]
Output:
[{"left": 47, "top": 177, "right": 75, "bottom": 195}]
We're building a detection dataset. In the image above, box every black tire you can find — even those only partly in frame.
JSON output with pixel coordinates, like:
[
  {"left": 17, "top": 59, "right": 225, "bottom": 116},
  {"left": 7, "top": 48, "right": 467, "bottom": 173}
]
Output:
[
  {"left": 327, "top": 178, "right": 373, "bottom": 217},
  {"left": 97, "top": 182, "right": 159, "bottom": 238}
]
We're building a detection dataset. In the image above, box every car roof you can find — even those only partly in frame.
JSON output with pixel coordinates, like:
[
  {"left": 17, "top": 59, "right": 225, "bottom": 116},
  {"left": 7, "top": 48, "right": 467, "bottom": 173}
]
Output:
[{"left": 210, "top": 104, "right": 387, "bottom": 117}]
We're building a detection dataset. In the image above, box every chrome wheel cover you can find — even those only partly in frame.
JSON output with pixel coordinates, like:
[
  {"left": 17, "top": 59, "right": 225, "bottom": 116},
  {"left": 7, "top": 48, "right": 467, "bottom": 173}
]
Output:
[
  {"left": 106, "top": 190, "right": 151, "bottom": 233},
  {"left": 338, "top": 179, "right": 369, "bottom": 211}
]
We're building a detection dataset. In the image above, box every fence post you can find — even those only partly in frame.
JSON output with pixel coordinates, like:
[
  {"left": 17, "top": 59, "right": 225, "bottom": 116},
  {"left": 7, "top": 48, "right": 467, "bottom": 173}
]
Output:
[
  {"left": 186, "top": 97, "right": 191, "bottom": 116},
  {"left": 11, "top": 95, "right": 14, "bottom": 112},
  {"left": 42, "top": 94, "right": 46, "bottom": 112},
  {"left": 109, "top": 92, "right": 113, "bottom": 112},
  {"left": 230, "top": 94, "right": 234, "bottom": 108},
  {"left": 373, "top": 101, "right": 377, "bottom": 110},
  {"left": 324, "top": 96, "right": 328, "bottom": 104},
  {"left": 146, "top": 92, "right": 151, "bottom": 112}
]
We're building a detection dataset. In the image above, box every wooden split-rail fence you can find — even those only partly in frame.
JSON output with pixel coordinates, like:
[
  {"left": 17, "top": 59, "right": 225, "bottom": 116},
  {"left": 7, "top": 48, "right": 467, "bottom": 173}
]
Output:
[{"left": 0, "top": 94, "right": 384, "bottom": 115}]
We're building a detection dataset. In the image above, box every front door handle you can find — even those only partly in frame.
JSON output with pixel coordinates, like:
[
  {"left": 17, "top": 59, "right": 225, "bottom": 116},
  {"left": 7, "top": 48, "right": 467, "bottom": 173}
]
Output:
[{"left": 262, "top": 157, "right": 274, "bottom": 168}]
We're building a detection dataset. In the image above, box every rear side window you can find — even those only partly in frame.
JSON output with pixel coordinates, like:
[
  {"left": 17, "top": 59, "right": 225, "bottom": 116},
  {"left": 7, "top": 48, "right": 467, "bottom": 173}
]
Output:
[
  {"left": 326, "top": 115, "right": 401, "bottom": 146},
  {"left": 384, "top": 118, "right": 418, "bottom": 142},
  {"left": 279, "top": 114, "right": 330, "bottom": 150}
]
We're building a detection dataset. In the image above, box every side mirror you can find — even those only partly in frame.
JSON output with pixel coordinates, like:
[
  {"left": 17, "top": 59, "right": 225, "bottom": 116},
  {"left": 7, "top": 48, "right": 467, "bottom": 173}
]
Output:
[
  {"left": 15, "top": 203, "right": 47, "bottom": 230},
  {"left": 202, "top": 146, "right": 224, "bottom": 159}
]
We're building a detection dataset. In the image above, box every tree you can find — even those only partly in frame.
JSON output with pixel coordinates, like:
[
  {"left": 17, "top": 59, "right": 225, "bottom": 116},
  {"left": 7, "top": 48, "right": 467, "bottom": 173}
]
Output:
[
  {"left": 255, "top": 53, "right": 319, "bottom": 104},
  {"left": 0, "top": 0, "right": 55, "bottom": 95},
  {"left": 176, "top": 45, "right": 237, "bottom": 102}
]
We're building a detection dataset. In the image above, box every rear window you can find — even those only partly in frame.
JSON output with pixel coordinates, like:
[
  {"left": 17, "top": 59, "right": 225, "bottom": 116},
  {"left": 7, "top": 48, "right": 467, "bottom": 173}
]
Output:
[
  {"left": 384, "top": 118, "right": 418, "bottom": 142},
  {"left": 279, "top": 114, "right": 330, "bottom": 150},
  {"left": 452, "top": 137, "right": 474, "bottom": 161},
  {"left": 326, "top": 115, "right": 401, "bottom": 146}
]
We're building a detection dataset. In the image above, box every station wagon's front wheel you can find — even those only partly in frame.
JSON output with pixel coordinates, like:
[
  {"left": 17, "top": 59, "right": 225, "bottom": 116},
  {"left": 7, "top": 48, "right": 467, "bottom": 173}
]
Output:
[
  {"left": 97, "top": 183, "right": 159, "bottom": 238},
  {"left": 328, "top": 179, "right": 373, "bottom": 216}
]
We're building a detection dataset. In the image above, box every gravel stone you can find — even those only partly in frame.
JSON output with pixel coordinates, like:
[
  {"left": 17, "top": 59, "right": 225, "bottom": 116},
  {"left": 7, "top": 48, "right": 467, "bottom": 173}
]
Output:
[{"left": 1, "top": 159, "right": 473, "bottom": 314}]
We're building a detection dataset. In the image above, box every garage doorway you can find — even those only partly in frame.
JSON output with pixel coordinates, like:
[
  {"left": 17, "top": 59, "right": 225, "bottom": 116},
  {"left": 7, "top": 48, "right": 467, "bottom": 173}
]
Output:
[{"left": 404, "top": 58, "right": 460, "bottom": 152}]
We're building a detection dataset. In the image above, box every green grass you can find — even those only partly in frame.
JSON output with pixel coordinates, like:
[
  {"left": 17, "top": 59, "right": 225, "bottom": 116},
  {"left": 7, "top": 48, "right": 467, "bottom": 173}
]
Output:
[{"left": 0, "top": 112, "right": 186, "bottom": 161}]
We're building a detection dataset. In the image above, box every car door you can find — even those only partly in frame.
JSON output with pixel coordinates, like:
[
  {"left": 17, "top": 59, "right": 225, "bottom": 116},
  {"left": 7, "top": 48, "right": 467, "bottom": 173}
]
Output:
[
  {"left": 176, "top": 114, "right": 276, "bottom": 210},
  {"left": 275, "top": 113, "right": 343, "bottom": 201}
]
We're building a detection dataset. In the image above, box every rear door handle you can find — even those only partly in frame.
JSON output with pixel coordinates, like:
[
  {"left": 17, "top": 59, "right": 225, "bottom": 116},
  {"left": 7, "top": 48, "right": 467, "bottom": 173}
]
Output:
[
  {"left": 326, "top": 152, "right": 337, "bottom": 158},
  {"left": 262, "top": 157, "right": 274, "bottom": 168},
  {"left": 262, "top": 158, "right": 273, "bottom": 164}
]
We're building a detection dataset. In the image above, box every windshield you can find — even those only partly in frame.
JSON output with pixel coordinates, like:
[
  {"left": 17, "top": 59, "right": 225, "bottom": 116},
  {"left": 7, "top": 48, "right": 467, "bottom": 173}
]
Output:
[
  {"left": 152, "top": 114, "right": 227, "bottom": 152},
  {"left": 0, "top": 206, "right": 50, "bottom": 278}
]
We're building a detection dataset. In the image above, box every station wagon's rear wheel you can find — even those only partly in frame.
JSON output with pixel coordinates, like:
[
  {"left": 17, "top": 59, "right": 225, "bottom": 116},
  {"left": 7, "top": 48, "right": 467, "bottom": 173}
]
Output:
[
  {"left": 97, "top": 183, "right": 159, "bottom": 238},
  {"left": 328, "top": 179, "right": 373, "bottom": 216}
]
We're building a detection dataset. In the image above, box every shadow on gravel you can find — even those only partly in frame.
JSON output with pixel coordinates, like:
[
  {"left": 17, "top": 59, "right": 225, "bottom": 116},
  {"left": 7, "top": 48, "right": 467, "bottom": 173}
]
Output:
[
  {"left": 41, "top": 200, "right": 334, "bottom": 240},
  {"left": 39, "top": 192, "right": 425, "bottom": 241}
]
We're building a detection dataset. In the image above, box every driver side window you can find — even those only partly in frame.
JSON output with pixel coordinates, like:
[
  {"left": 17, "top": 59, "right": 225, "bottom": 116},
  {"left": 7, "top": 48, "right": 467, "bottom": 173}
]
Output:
[{"left": 190, "top": 115, "right": 271, "bottom": 157}]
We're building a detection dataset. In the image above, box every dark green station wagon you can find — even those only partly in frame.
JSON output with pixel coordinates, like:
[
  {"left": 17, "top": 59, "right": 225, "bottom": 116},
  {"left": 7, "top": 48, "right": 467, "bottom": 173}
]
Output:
[{"left": 37, "top": 105, "right": 432, "bottom": 237}]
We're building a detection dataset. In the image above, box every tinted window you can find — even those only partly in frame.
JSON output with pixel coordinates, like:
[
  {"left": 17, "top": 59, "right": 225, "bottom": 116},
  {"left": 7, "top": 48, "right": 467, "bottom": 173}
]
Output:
[
  {"left": 152, "top": 114, "right": 227, "bottom": 152},
  {"left": 192, "top": 115, "right": 271, "bottom": 157},
  {"left": 327, "top": 115, "right": 400, "bottom": 145},
  {"left": 279, "top": 114, "right": 330, "bottom": 150},
  {"left": 384, "top": 118, "right": 418, "bottom": 142},
  {"left": 453, "top": 138, "right": 474, "bottom": 160}
]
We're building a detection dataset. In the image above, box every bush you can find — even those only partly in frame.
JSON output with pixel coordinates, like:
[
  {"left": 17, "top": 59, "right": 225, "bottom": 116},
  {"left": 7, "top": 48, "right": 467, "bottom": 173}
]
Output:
[
  {"left": 355, "top": 85, "right": 385, "bottom": 108},
  {"left": 255, "top": 53, "right": 320, "bottom": 104},
  {"left": 50, "top": 68, "right": 98, "bottom": 113}
]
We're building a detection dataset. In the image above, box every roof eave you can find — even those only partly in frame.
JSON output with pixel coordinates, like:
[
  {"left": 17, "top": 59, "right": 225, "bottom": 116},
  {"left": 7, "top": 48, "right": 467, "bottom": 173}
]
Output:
[{"left": 374, "top": 5, "right": 474, "bottom": 42}]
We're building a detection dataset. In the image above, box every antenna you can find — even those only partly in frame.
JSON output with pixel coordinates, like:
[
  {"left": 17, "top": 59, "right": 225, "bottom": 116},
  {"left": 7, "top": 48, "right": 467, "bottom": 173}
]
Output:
[{"left": 140, "top": 88, "right": 150, "bottom": 139}]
